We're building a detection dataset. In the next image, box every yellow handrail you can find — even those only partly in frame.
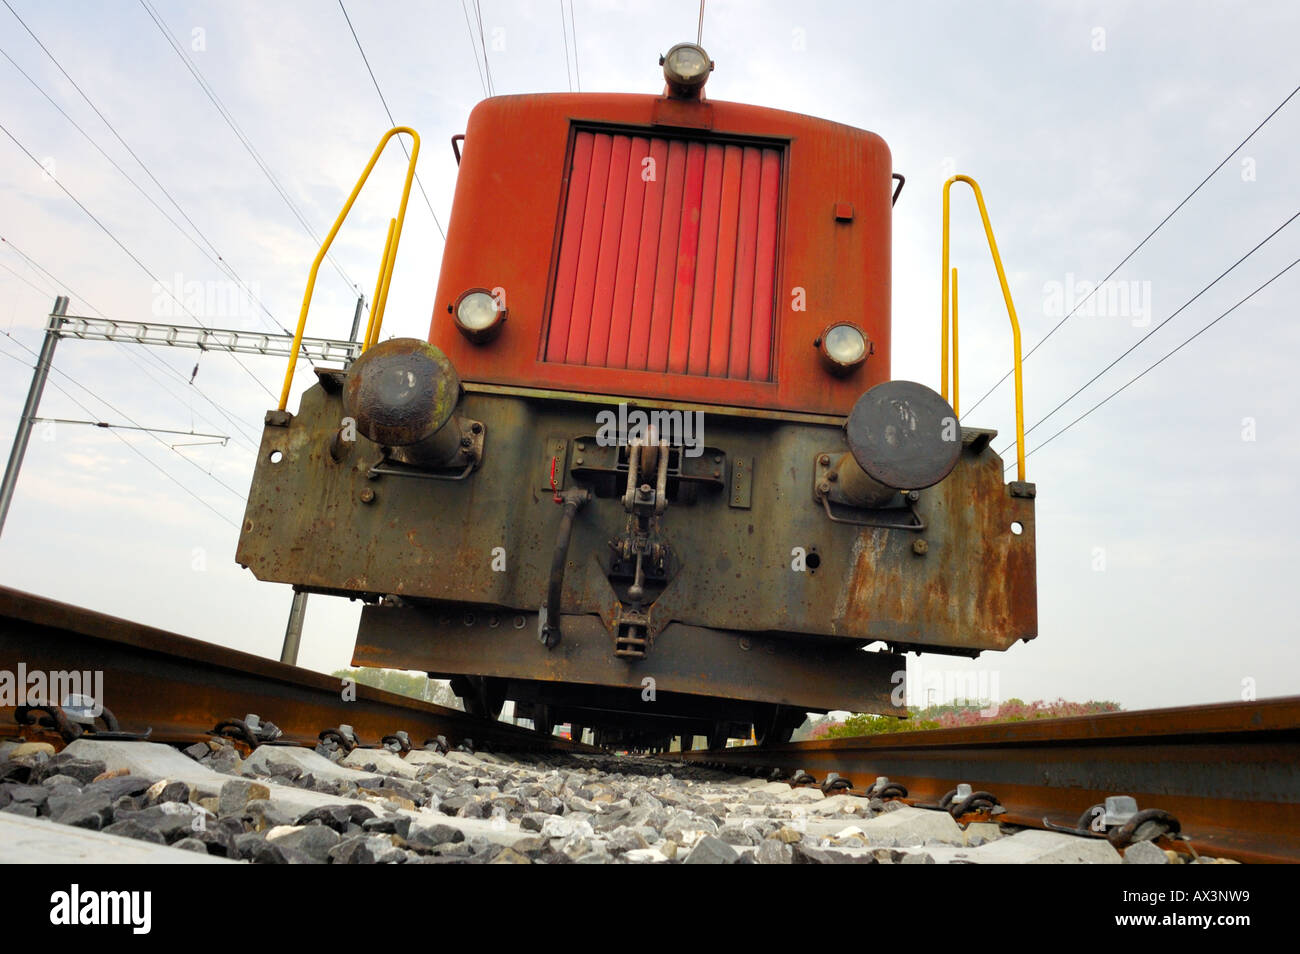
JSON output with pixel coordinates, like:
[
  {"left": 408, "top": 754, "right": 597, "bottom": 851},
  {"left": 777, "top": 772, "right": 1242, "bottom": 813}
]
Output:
[
  {"left": 363, "top": 218, "right": 397, "bottom": 350},
  {"left": 950, "top": 266, "right": 959, "bottom": 417},
  {"left": 369, "top": 216, "right": 400, "bottom": 350},
  {"left": 941, "top": 174, "right": 1026, "bottom": 482},
  {"left": 278, "top": 126, "right": 421, "bottom": 411}
]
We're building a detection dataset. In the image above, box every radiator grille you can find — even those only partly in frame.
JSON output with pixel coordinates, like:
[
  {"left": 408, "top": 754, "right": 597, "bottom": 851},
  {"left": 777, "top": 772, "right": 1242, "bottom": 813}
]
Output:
[{"left": 544, "top": 130, "right": 781, "bottom": 380}]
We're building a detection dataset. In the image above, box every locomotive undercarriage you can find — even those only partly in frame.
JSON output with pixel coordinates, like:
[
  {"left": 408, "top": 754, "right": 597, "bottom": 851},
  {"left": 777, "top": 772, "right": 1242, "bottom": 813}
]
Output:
[{"left": 236, "top": 352, "right": 1036, "bottom": 747}]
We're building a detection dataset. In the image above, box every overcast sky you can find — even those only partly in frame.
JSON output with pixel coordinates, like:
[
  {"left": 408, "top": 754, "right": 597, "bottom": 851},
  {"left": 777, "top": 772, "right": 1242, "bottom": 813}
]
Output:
[{"left": 0, "top": 0, "right": 1296, "bottom": 714}]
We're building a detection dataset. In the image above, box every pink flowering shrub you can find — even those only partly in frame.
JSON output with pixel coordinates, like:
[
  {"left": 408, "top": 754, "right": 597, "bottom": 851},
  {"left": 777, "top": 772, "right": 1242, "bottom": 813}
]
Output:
[{"left": 806, "top": 720, "right": 836, "bottom": 740}]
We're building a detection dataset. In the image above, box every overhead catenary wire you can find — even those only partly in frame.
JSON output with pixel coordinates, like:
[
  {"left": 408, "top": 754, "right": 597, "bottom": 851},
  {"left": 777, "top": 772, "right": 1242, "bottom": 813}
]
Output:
[
  {"left": 0, "top": 342, "right": 242, "bottom": 529},
  {"left": 568, "top": 0, "right": 581, "bottom": 92},
  {"left": 963, "top": 81, "right": 1300, "bottom": 420},
  {"left": 0, "top": 300, "right": 257, "bottom": 455},
  {"left": 0, "top": 252, "right": 48, "bottom": 329},
  {"left": 5, "top": 3, "right": 304, "bottom": 394},
  {"left": 559, "top": 0, "right": 573, "bottom": 91},
  {"left": 474, "top": 0, "right": 495, "bottom": 96},
  {"left": 30, "top": 418, "right": 228, "bottom": 444},
  {"left": 0, "top": 119, "right": 280, "bottom": 402},
  {"left": 2, "top": 1, "right": 236, "bottom": 280},
  {"left": 0, "top": 236, "right": 111, "bottom": 321},
  {"left": 0, "top": 239, "right": 263, "bottom": 452},
  {"left": 1000, "top": 209, "right": 1300, "bottom": 458},
  {"left": 0, "top": 42, "right": 311, "bottom": 367},
  {"left": 135, "top": 0, "right": 362, "bottom": 301},
  {"left": 41, "top": 324, "right": 261, "bottom": 453},
  {"left": 0, "top": 236, "right": 264, "bottom": 451},
  {"left": 6, "top": 318, "right": 261, "bottom": 455},
  {"left": 0, "top": 257, "right": 51, "bottom": 300},
  {"left": 1014, "top": 256, "right": 1300, "bottom": 469},
  {"left": 0, "top": 329, "right": 249, "bottom": 500},
  {"left": 105, "top": 346, "right": 261, "bottom": 453},
  {"left": 337, "top": 0, "right": 446, "bottom": 240},
  {"left": 460, "top": 0, "right": 489, "bottom": 98},
  {"left": 0, "top": 0, "right": 315, "bottom": 373},
  {"left": 0, "top": 44, "right": 214, "bottom": 263}
]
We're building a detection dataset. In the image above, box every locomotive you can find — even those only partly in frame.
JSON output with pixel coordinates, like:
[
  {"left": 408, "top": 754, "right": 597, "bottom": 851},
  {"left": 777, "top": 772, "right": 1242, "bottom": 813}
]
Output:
[{"left": 236, "top": 43, "right": 1037, "bottom": 749}]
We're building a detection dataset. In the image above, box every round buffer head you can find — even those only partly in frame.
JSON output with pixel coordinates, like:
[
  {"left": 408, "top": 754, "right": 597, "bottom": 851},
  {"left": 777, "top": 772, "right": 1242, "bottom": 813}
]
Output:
[
  {"left": 342, "top": 338, "right": 461, "bottom": 447},
  {"left": 845, "top": 380, "right": 962, "bottom": 490}
]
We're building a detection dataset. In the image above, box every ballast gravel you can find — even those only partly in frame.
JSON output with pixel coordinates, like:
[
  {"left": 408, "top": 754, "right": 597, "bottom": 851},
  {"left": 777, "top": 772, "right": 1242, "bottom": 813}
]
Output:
[{"left": 0, "top": 739, "right": 1237, "bottom": 865}]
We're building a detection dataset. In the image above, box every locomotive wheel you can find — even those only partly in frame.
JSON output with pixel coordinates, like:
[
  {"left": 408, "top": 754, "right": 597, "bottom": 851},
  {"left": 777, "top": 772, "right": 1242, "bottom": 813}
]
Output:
[
  {"left": 754, "top": 705, "right": 799, "bottom": 746},
  {"left": 533, "top": 704, "right": 553, "bottom": 736},
  {"left": 451, "top": 676, "right": 507, "bottom": 721},
  {"left": 569, "top": 723, "right": 585, "bottom": 745},
  {"left": 707, "top": 724, "right": 729, "bottom": 751}
]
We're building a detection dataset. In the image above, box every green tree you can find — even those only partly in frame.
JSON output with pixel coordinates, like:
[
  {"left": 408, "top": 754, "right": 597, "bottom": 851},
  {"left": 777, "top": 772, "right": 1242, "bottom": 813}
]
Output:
[
  {"left": 824, "top": 698, "right": 1122, "bottom": 738},
  {"left": 330, "top": 668, "right": 463, "bottom": 709}
]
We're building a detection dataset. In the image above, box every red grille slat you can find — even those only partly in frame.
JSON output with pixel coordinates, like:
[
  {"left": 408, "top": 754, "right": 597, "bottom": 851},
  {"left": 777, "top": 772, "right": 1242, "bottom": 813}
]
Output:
[
  {"left": 563, "top": 133, "right": 612, "bottom": 363},
  {"left": 585, "top": 135, "right": 631, "bottom": 365},
  {"left": 749, "top": 149, "right": 782, "bottom": 381},
  {"left": 667, "top": 141, "right": 706, "bottom": 374},
  {"left": 708, "top": 144, "right": 744, "bottom": 377},
  {"left": 728, "top": 146, "right": 763, "bottom": 380},
  {"left": 603, "top": 135, "right": 651, "bottom": 368},
  {"left": 547, "top": 130, "right": 780, "bottom": 382},
  {"left": 646, "top": 140, "right": 686, "bottom": 372},
  {"left": 626, "top": 137, "right": 669, "bottom": 370},
  {"left": 546, "top": 131, "right": 594, "bottom": 360},
  {"left": 688, "top": 144, "right": 725, "bottom": 376}
]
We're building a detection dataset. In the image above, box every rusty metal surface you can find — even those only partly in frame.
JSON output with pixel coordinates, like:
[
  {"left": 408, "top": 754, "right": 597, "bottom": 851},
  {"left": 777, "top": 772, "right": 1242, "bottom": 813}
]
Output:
[
  {"left": 0, "top": 587, "right": 591, "bottom": 753},
  {"left": 659, "top": 697, "right": 1300, "bottom": 864},
  {"left": 238, "top": 385, "right": 1036, "bottom": 662},
  {"left": 354, "top": 602, "right": 903, "bottom": 714}
]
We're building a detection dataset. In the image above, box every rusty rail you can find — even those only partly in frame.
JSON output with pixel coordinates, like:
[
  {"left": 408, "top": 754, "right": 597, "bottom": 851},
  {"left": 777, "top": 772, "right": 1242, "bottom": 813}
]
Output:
[
  {"left": 663, "top": 698, "right": 1300, "bottom": 864},
  {"left": 0, "top": 586, "right": 591, "bottom": 755}
]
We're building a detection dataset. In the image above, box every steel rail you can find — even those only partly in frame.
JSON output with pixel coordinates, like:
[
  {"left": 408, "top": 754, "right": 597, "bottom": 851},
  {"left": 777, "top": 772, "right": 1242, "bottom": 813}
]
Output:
[
  {"left": 663, "top": 698, "right": 1300, "bottom": 863},
  {"left": 0, "top": 586, "right": 589, "bottom": 755}
]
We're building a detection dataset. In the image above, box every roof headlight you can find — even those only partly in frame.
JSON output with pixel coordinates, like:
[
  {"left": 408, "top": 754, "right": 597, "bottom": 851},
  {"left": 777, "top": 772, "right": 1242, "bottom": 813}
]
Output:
[{"left": 661, "top": 43, "right": 713, "bottom": 98}]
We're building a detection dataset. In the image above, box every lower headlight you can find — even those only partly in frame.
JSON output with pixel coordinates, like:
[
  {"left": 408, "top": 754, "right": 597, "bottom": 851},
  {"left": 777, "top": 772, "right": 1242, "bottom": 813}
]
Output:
[
  {"left": 817, "top": 322, "right": 871, "bottom": 375},
  {"left": 453, "top": 288, "right": 506, "bottom": 343}
]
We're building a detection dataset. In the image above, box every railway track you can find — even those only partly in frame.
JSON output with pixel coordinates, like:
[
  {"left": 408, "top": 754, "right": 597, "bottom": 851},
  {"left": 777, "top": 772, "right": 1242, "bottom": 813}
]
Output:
[
  {"left": 1, "top": 585, "right": 1296, "bottom": 865},
  {"left": 0, "top": 586, "right": 587, "bottom": 755},
  {"left": 660, "top": 697, "right": 1300, "bottom": 864}
]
